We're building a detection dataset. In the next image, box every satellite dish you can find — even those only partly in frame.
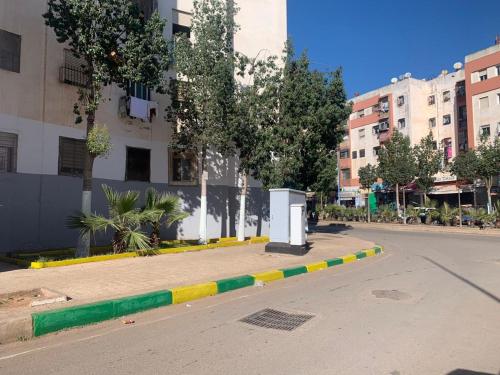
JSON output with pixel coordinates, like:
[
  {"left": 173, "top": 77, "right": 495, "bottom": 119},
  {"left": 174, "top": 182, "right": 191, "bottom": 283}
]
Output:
[
  {"left": 398, "top": 75, "right": 404, "bottom": 81},
  {"left": 404, "top": 72, "right": 412, "bottom": 78},
  {"left": 453, "top": 62, "right": 463, "bottom": 70},
  {"left": 441, "top": 69, "right": 449, "bottom": 75},
  {"left": 390, "top": 77, "right": 398, "bottom": 84}
]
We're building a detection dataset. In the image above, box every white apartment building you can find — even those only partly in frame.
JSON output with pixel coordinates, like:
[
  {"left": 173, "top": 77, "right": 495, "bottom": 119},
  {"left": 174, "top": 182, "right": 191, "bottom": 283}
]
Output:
[
  {"left": 340, "top": 40, "right": 500, "bottom": 206},
  {"left": 0, "top": 0, "right": 288, "bottom": 252}
]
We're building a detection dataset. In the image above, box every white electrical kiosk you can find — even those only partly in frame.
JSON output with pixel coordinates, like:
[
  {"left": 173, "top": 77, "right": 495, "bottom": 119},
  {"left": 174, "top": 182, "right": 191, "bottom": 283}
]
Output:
[{"left": 265, "top": 188, "right": 308, "bottom": 255}]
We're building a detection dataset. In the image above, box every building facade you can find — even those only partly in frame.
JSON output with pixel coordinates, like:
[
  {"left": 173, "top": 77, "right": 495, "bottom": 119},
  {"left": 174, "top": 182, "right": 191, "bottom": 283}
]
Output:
[
  {"left": 339, "top": 41, "right": 500, "bottom": 206},
  {"left": 0, "top": 0, "right": 288, "bottom": 252}
]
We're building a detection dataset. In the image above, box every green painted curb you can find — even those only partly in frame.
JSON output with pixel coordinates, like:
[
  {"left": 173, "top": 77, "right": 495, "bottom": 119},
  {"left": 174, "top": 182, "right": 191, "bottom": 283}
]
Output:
[
  {"left": 30, "top": 246, "right": 383, "bottom": 338},
  {"left": 216, "top": 275, "right": 255, "bottom": 293},
  {"left": 355, "top": 251, "right": 367, "bottom": 260},
  {"left": 33, "top": 290, "right": 172, "bottom": 337},
  {"left": 281, "top": 265, "right": 308, "bottom": 278},
  {"left": 326, "top": 258, "right": 343, "bottom": 267}
]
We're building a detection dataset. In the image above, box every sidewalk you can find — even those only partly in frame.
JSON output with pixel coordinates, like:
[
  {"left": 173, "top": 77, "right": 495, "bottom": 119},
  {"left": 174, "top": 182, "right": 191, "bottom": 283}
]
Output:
[
  {"left": 319, "top": 220, "right": 500, "bottom": 237},
  {"left": 0, "top": 231, "right": 375, "bottom": 343}
]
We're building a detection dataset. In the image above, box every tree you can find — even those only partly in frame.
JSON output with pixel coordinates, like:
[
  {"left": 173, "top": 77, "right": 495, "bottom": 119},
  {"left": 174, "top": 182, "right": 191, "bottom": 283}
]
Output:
[
  {"left": 44, "top": 0, "right": 170, "bottom": 257},
  {"left": 310, "top": 153, "right": 338, "bottom": 209},
  {"left": 233, "top": 54, "right": 281, "bottom": 241},
  {"left": 167, "top": 0, "right": 238, "bottom": 244},
  {"left": 68, "top": 185, "right": 161, "bottom": 254},
  {"left": 377, "top": 130, "right": 416, "bottom": 218},
  {"left": 475, "top": 137, "right": 500, "bottom": 213},
  {"left": 358, "top": 164, "right": 378, "bottom": 223},
  {"left": 254, "top": 45, "right": 351, "bottom": 191},
  {"left": 413, "top": 132, "right": 443, "bottom": 204},
  {"left": 143, "top": 188, "right": 188, "bottom": 248}
]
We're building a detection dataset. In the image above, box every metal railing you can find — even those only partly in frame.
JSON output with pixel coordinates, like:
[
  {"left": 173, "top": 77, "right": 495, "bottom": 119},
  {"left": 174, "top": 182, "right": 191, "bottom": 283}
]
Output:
[{"left": 59, "top": 65, "right": 88, "bottom": 88}]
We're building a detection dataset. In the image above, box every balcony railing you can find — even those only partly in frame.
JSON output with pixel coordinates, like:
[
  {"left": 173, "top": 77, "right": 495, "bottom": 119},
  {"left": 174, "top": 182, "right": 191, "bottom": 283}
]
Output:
[{"left": 59, "top": 65, "right": 88, "bottom": 88}]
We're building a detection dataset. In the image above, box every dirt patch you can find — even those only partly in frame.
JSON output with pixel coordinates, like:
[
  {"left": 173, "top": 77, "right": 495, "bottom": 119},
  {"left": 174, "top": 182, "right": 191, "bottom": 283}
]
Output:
[
  {"left": 0, "top": 288, "right": 70, "bottom": 309},
  {"left": 0, "top": 289, "right": 43, "bottom": 308}
]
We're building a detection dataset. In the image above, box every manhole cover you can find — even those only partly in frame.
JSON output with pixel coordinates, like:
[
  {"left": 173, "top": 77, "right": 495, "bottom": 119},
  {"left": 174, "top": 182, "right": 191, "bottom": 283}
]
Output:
[
  {"left": 240, "top": 308, "right": 314, "bottom": 331},
  {"left": 372, "top": 290, "right": 411, "bottom": 301}
]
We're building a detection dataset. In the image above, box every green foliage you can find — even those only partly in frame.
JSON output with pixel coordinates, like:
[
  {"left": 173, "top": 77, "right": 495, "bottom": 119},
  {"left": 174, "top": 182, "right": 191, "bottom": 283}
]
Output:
[
  {"left": 44, "top": 0, "right": 170, "bottom": 123},
  {"left": 475, "top": 137, "right": 500, "bottom": 191},
  {"left": 414, "top": 132, "right": 443, "bottom": 193},
  {"left": 144, "top": 188, "right": 188, "bottom": 248},
  {"left": 167, "top": 0, "right": 239, "bottom": 159},
  {"left": 450, "top": 150, "right": 479, "bottom": 182},
  {"left": 254, "top": 43, "right": 351, "bottom": 190},
  {"left": 358, "top": 164, "right": 378, "bottom": 190},
  {"left": 67, "top": 185, "right": 163, "bottom": 253},
  {"left": 439, "top": 202, "right": 457, "bottom": 226},
  {"left": 86, "top": 124, "right": 112, "bottom": 157},
  {"left": 377, "top": 130, "right": 416, "bottom": 188}
]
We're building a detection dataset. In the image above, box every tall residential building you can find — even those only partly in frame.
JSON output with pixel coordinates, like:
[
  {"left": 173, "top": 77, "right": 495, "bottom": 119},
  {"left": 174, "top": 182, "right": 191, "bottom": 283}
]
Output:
[
  {"left": 0, "top": 0, "right": 288, "bottom": 252},
  {"left": 339, "top": 41, "right": 500, "bottom": 206}
]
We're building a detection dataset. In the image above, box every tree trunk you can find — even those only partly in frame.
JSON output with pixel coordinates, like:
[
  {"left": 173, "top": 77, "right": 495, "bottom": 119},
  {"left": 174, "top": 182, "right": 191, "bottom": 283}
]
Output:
[
  {"left": 395, "top": 183, "right": 400, "bottom": 220},
  {"left": 76, "top": 111, "right": 96, "bottom": 258},
  {"left": 402, "top": 187, "right": 406, "bottom": 224},
  {"left": 458, "top": 187, "right": 462, "bottom": 227},
  {"left": 150, "top": 223, "right": 161, "bottom": 249},
  {"left": 237, "top": 172, "right": 248, "bottom": 242},
  {"left": 486, "top": 180, "right": 492, "bottom": 214},
  {"left": 199, "top": 148, "right": 208, "bottom": 244},
  {"left": 367, "top": 189, "right": 371, "bottom": 223}
]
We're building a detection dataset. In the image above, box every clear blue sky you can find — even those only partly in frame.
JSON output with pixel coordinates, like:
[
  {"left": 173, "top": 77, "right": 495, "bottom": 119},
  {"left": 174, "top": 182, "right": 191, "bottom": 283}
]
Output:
[{"left": 287, "top": 0, "right": 500, "bottom": 98}]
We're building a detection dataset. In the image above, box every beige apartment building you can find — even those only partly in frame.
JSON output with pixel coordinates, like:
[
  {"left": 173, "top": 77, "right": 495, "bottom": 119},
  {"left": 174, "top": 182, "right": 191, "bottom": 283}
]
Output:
[
  {"left": 0, "top": 0, "right": 287, "bottom": 252},
  {"left": 339, "top": 41, "right": 500, "bottom": 207}
]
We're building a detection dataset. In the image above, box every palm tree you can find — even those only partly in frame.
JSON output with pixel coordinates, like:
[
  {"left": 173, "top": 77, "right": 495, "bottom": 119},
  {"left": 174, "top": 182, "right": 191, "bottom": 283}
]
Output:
[
  {"left": 143, "top": 188, "right": 188, "bottom": 248},
  {"left": 68, "top": 185, "right": 160, "bottom": 254}
]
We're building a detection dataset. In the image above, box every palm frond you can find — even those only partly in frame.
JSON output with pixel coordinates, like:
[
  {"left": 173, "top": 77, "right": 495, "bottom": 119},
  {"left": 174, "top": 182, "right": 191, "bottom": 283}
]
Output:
[{"left": 120, "top": 229, "right": 151, "bottom": 251}]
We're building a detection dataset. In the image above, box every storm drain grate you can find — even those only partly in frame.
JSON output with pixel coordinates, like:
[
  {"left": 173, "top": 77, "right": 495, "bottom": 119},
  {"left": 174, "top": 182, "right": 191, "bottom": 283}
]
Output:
[{"left": 240, "top": 308, "right": 314, "bottom": 331}]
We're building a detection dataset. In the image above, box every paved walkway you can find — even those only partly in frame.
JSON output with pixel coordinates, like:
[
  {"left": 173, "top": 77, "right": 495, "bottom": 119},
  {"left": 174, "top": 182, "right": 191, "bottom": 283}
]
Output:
[{"left": 0, "top": 231, "right": 374, "bottom": 320}]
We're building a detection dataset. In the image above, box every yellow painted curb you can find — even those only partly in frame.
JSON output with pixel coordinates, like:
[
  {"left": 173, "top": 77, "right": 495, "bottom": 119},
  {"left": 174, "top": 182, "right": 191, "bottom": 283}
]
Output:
[
  {"left": 249, "top": 236, "right": 270, "bottom": 244},
  {"left": 341, "top": 254, "right": 357, "bottom": 264},
  {"left": 171, "top": 282, "right": 218, "bottom": 304},
  {"left": 363, "top": 248, "right": 376, "bottom": 257},
  {"left": 30, "top": 252, "right": 137, "bottom": 269},
  {"left": 252, "top": 270, "right": 285, "bottom": 282},
  {"left": 306, "top": 261, "right": 328, "bottom": 273}
]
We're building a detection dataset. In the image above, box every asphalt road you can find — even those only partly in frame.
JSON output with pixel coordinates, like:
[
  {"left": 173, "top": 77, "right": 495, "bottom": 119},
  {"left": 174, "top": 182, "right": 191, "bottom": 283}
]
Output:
[{"left": 1, "top": 228, "right": 499, "bottom": 375}]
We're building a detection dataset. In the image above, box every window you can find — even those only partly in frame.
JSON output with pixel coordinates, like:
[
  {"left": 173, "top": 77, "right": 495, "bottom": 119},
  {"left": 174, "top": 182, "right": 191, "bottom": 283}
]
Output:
[
  {"left": 443, "top": 114, "right": 451, "bottom": 125},
  {"left": 351, "top": 151, "right": 357, "bottom": 159},
  {"left": 0, "top": 132, "right": 18, "bottom": 173},
  {"left": 458, "top": 105, "right": 467, "bottom": 121},
  {"left": 443, "top": 91, "right": 451, "bottom": 102},
  {"left": 172, "top": 23, "right": 191, "bottom": 39},
  {"left": 428, "top": 95, "right": 435, "bottom": 105},
  {"left": 340, "top": 149, "right": 349, "bottom": 159},
  {"left": 359, "top": 149, "right": 365, "bottom": 158},
  {"left": 372, "top": 125, "right": 379, "bottom": 135},
  {"left": 498, "top": 93, "right": 500, "bottom": 105},
  {"left": 480, "top": 125, "right": 491, "bottom": 137},
  {"left": 497, "top": 65, "right": 500, "bottom": 76},
  {"left": 429, "top": 117, "right": 436, "bottom": 128},
  {"left": 341, "top": 169, "right": 351, "bottom": 181},
  {"left": 59, "top": 137, "right": 85, "bottom": 176},
  {"left": 126, "top": 147, "right": 150, "bottom": 181},
  {"left": 397, "top": 96, "right": 404, "bottom": 106},
  {"left": 170, "top": 150, "right": 197, "bottom": 183},
  {"left": 358, "top": 129, "right": 365, "bottom": 139},
  {"left": 60, "top": 49, "right": 88, "bottom": 87},
  {"left": 432, "top": 141, "right": 437, "bottom": 150},
  {"left": 398, "top": 118, "right": 406, "bottom": 129},
  {"left": 0, "top": 29, "right": 21, "bottom": 73},
  {"left": 479, "top": 70, "right": 487, "bottom": 81},
  {"left": 134, "top": 0, "right": 157, "bottom": 20},
  {"left": 479, "top": 96, "right": 489, "bottom": 109},
  {"left": 127, "top": 81, "right": 151, "bottom": 101},
  {"left": 373, "top": 146, "right": 381, "bottom": 157}
]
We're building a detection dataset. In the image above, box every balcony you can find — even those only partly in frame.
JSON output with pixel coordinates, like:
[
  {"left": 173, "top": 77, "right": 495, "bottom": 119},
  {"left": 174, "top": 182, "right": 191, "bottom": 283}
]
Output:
[{"left": 59, "top": 65, "right": 88, "bottom": 88}]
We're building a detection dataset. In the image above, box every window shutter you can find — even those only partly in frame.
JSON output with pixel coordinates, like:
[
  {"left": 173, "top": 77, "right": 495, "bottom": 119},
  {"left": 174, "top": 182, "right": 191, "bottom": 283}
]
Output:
[
  {"left": 0, "top": 132, "right": 18, "bottom": 172},
  {"left": 59, "top": 137, "right": 85, "bottom": 176}
]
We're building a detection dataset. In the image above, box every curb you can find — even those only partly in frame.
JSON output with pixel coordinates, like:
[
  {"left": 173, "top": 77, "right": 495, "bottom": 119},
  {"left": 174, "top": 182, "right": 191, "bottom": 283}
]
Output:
[
  {"left": 27, "top": 246, "right": 383, "bottom": 339},
  {"left": 26, "top": 236, "right": 269, "bottom": 269}
]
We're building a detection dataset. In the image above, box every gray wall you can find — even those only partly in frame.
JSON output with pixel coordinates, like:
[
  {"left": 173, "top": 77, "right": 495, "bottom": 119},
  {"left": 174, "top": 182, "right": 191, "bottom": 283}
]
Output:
[{"left": 0, "top": 173, "right": 269, "bottom": 253}]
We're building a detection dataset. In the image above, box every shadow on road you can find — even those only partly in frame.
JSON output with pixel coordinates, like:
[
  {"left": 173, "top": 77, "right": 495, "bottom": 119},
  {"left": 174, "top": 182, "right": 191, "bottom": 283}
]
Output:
[
  {"left": 309, "top": 223, "right": 354, "bottom": 235},
  {"left": 422, "top": 256, "right": 500, "bottom": 304},
  {"left": 446, "top": 369, "right": 496, "bottom": 375}
]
